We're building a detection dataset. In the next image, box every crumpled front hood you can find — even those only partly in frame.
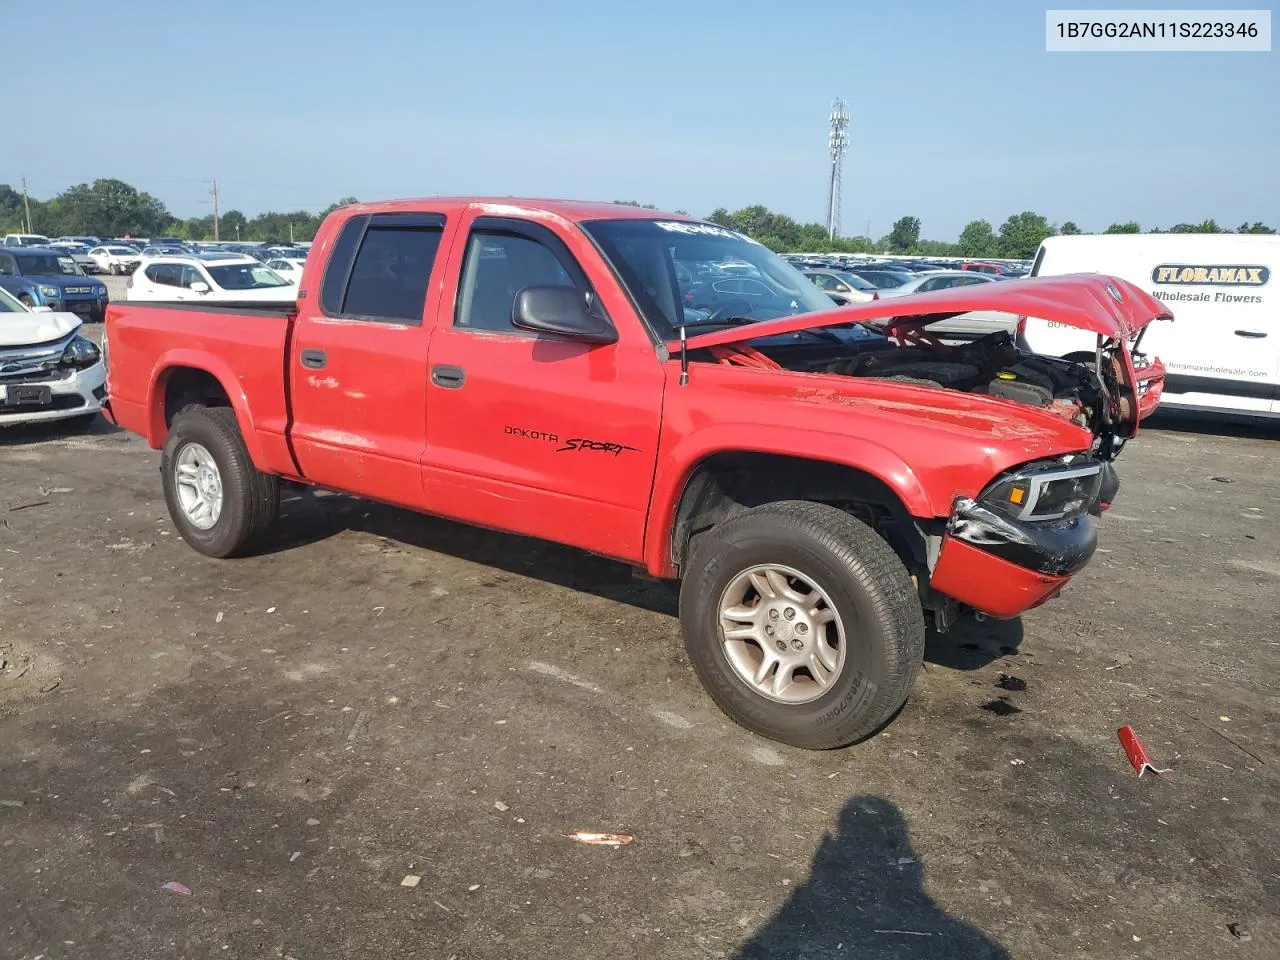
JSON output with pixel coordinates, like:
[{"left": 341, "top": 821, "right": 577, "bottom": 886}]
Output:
[
  {"left": 675, "top": 274, "right": 1172, "bottom": 352},
  {"left": 0, "top": 312, "right": 83, "bottom": 346}
]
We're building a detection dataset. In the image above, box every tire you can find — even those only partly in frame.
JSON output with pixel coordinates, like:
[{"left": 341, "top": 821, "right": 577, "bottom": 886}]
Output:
[
  {"left": 18, "top": 294, "right": 34, "bottom": 307},
  {"left": 160, "top": 406, "right": 279, "bottom": 558},
  {"left": 679, "top": 500, "right": 925, "bottom": 749}
]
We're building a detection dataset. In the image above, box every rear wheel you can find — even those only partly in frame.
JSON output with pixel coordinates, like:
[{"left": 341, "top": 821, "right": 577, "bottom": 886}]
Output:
[
  {"left": 161, "top": 406, "right": 278, "bottom": 558},
  {"left": 678, "top": 501, "right": 925, "bottom": 749},
  {"left": 18, "top": 294, "right": 34, "bottom": 307}
]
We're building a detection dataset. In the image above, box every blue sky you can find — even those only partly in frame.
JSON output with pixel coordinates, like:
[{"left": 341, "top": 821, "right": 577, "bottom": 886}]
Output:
[{"left": 8, "top": 0, "right": 1277, "bottom": 239}]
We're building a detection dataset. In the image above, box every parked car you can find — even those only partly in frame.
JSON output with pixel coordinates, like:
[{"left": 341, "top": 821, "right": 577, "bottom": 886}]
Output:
[
  {"left": 103, "top": 198, "right": 1168, "bottom": 750},
  {"left": 802, "top": 269, "right": 878, "bottom": 303},
  {"left": 140, "top": 245, "right": 190, "bottom": 258},
  {"left": 127, "top": 255, "right": 296, "bottom": 302},
  {"left": 53, "top": 235, "right": 101, "bottom": 248},
  {"left": 0, "top": 284, "right": 104, "bottom": 428},
  {"left": 89, "top": 244, "right": 144, "bottom": 275},
  {"left": 0, "top": 247, "right": 110, "bottom": 321},
  {"left": 873, "top": 270, "right": 1017, "bottom": 337},
  {"left": 847, "top": 268, "right": 913, "bottom": 291},
  {"left": 1022, "top": 232, "right": 1280, "bottom": 420},
  {"left": 49, "top": 242, "right": 98, "bottom": 274},
  {"left": 3, "top": 233, "right": 51, "bottom": 247},
  {"left": 265, "top": 256, "right": 306, "bottom": 281}
]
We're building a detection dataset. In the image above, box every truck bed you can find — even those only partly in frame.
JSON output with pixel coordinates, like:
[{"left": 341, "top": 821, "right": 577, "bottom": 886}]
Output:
[{"left": 104, "top": 300, "right": 297, "bottom": 474}]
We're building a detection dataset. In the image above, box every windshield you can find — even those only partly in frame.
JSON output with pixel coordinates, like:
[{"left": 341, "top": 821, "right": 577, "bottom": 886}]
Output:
[
  {"left": 207, "top": 263, "right": 292, "bottom": 290},
  {"left": 583, "top": 219, "right": 834, "bottom": 337},
  {"left": 836, "top": 272, "right": 877, "bottom": 292},
  {"left": 106, "top": 246, "right": 136, "bottom": 255},
  {"left": 0, "top": 286, "right": 26, "bottom": 312},
  {"left": 15, "top": 254, "right": 82, "bottom": 276}
]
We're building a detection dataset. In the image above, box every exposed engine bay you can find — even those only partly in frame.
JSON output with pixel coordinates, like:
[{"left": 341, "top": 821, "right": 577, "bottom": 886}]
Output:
[{"left": 718, "top": 330, "right": 1132, "bottom": 457}]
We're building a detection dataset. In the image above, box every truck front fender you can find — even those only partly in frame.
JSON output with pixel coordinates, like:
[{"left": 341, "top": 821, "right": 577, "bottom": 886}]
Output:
[
  {"left": 145, "top": 348, "right": 272, "bottom": 470},
  {"left": 642, "top": 424, "right": 937, "bottom": 578}
]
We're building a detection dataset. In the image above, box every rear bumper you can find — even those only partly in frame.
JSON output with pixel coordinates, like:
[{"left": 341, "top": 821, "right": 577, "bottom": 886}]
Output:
[{"left": 928, "top": 498, "right": 1098, "bottom": 619}]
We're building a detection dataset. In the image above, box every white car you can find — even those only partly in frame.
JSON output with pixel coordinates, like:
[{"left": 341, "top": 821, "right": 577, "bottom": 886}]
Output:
[
  {"left": 4, "top": 233, "right": 51, "bottom": 247},
  {"left": 0, "top": 285, "right": 105, "bottom": 428},
  {"left": 89, "top": 244, "right": 143, "bottom": 275},
  {"left": 264, "top": 257, "right": 307, "bottom": 281},
  {"left": 127, "top": 255, "right": 298, "bottom": 303}
]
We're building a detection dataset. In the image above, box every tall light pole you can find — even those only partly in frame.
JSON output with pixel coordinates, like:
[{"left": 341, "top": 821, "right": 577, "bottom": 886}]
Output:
[{"left": 825, "top": 99, "right": 850, "bottom": 241}]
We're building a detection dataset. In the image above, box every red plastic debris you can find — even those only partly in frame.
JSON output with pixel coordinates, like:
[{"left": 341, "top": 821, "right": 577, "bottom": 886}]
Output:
[{"left": 1117, "top": 725, "right": 1172, "bottom": 777}]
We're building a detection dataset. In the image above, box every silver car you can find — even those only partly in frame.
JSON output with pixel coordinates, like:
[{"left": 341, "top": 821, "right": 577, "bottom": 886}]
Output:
[{"left": 877, "top": 270, "right": 1018, "bottom": 337}]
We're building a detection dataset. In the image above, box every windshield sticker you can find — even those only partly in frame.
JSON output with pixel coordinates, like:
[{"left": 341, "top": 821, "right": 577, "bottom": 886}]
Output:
[{"left": 654, "top": 221, "right": 762, "bottom": 246}]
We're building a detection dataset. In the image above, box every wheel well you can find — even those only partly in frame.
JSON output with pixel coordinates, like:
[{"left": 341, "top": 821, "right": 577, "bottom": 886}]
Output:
[
  {"left": 670, "top": 452, "right": 931, "bottom": 573},
  {"left": 162, "top": 367, "right": 231, "bottom": 426}
]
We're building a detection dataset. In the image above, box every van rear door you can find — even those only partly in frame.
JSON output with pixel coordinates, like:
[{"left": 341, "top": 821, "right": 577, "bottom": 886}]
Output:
[{"left": 1024, "top": 235, "right": 1280, "bottom": 417}]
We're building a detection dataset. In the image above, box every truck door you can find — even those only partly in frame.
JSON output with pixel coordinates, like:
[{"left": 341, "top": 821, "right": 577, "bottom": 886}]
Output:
[
  {"left": 422, "top": 213, "right": 665, "bottom": 563},
  {"left": 287, "top": 212, "right": 447, "bottom": 507}
]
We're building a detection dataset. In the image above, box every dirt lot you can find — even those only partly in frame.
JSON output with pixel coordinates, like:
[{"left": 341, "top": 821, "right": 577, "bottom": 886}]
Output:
[{"left": 2, "top": 341, "right": 1278, "bottom": 958}]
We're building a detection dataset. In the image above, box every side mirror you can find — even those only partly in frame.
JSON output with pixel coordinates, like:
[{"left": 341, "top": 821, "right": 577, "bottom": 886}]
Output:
[
  {"left": 512, "top": 285, "right": 617, "bottom": 344},
  {"left": 189, "top": 281, "right": 210, "bottom": 294},
  {"left": 826, "top": 292, "right": 851, "bottom": 306}
]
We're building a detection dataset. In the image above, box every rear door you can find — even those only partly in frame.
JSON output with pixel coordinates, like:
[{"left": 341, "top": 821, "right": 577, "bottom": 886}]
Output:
[
  {"left": 287, "top": 211, "right": 448, "bottom": 506},
  {"left": 422, "top": 212, "right": 665, "bottom": 562}
]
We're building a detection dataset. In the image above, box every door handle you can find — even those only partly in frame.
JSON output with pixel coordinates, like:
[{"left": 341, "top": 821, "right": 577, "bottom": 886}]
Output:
[
  {"left": 1234, "top": 330, "right": 1267, "bottom": 338},
  {"left": 300, "top": 348, "right": 328, "bottom": 369},
  {"left": 431, "top": 365, "right": 465, "bottom": 389}
]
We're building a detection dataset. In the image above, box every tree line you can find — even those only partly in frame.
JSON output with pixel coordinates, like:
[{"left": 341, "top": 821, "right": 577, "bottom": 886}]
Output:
[
  {"left": 1, "top": 179, "right": 357, "bottom": 243},
  {"left": 4, "top": 180, "right": 1274, "bottom": 259}
]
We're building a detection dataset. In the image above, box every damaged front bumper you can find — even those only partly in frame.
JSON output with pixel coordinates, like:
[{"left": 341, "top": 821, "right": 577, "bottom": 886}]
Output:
[{"left": 928, "top": 497, "right": 1099, "bottom": 619}]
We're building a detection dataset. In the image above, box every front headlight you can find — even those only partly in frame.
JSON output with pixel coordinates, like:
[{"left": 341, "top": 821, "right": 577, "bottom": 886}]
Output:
[
  {"left": 979, "top": 460, "right": 1102, "bottom": 522},
  {"left": 96, "top": 286, "right": 108, "bottom": 299},
  {"left": 39, "top": 285, "right": 60, "bottom": 299},
  {"left": 61, "top": 335, "right": 101, "bottom": 369}
]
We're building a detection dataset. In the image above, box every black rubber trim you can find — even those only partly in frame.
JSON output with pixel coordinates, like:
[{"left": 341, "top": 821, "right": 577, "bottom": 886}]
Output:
[
  {"left": 1164, "top": 373, "right": 1277, "bottom": 401},
  {"left": 948, "top": 498, "right": 1098, "bottom": 577}
]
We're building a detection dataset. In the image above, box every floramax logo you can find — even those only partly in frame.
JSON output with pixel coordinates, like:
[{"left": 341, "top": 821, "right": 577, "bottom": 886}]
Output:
[{"left": 1151, "top": 264, "right": 1270, "bottom": 286}]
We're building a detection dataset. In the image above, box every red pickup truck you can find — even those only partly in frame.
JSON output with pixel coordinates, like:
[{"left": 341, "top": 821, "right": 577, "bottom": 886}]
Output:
[{"left": 103, "top": 199, "right": 1169, "bottom": 749}]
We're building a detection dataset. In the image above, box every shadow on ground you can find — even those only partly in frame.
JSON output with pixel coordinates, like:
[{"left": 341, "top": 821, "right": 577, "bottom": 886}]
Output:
[
  {"left": 735, "top": 795, "right": 1009, "bottom": 959},
  {"left": 0, "top": 412, "right": 121, "bottom": 447},
  {"left": 1145, "top": 409, "right": 1280, "bottom": 441},
  {"left": 270, "top": 487, "right": 1019, "bottom": 670}
]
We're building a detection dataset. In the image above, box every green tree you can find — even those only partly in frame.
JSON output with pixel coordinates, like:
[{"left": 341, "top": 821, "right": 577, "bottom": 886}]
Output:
[
  {"left": 1169, "top": 219, "right": 1222, "bottom": 233},
  {"left": 957, "top": 219, "right": 997, "bottom": 258},
  {"left": 887, "top": 216, "right": 921, "bottom": 253},
  {"left": 1237, "top": 221, "right": 1275, "bottom": 234},
  {"left": 1059, "top": 221, "right": 1082, "bottom": 235},
  {"left": 219, "top": 210, "right": 248, "bottom": 240},
  {"left": 1103, "top": 221, "right": 1141, "bottom": 234},
  {"left": 44, "top": 178, "right": 171, "bottom": 238},
  {"left": 997, "top": 211, "right": 1053, "bottom": 259}
]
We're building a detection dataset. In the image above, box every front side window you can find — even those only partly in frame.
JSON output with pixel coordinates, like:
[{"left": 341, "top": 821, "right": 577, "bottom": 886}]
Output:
[
  {"left": 455, "top": 230, "right": 577, "bottom": 333},
  {"left": 0, "top": 254, "right": 15, "bottom": 276},
  {"left": 180, "top": 264, "right": 208, "bottom": 288},
  {"left": 145, "top": 263, "right": 181, "bottom": 286},
  {"left": 583, "top": 219, "right": 833, "bottom": 338}
]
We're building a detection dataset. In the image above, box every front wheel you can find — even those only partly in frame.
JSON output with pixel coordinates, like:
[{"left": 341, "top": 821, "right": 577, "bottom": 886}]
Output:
[
  {"left": 161, "top": 406, "right": 279, "bottom": 558},
  {"left": 678, "top": 501, "right": 925, "bottom": 749}
]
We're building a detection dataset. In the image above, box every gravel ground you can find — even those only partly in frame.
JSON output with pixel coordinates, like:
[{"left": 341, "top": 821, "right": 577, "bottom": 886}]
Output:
[{"left": 2, "top": 330, "right": 1278, "bottom": 959}]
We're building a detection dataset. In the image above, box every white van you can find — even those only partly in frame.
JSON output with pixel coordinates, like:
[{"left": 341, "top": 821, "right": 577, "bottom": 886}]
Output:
[{"left": 1022, "top": 234, "right": 1279, "bottom": 418}]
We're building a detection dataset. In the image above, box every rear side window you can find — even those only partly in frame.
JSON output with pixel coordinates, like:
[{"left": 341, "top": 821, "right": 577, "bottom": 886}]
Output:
[
  {"left": 320, "top": 213, "right": 445, "bottom": 324},
  {"left": 145, "top": 263, "right": 180, "bottom": 286}
]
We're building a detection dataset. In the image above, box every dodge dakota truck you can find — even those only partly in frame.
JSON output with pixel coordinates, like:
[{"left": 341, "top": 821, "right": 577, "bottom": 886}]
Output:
[{"left": 103, "top": 199, "right": 1169, "bottom": 749}]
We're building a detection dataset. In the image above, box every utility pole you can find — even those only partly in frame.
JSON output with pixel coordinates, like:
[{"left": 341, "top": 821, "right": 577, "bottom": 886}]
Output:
[
  {"left": 21, "top": 176, "right": 33, "bottom": 234},
  {"left": 211, "top": 179, "right": 220, "bottom": 241},
  {"left": 825, "top": 99, "right": 850, "bottom": 241}
]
